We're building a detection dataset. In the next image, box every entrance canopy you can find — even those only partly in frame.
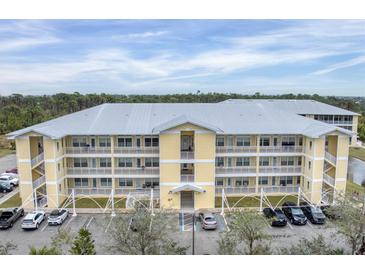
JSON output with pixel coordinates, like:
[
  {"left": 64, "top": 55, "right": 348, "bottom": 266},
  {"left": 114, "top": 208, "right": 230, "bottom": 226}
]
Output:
[{"left": 169, "top": 184, "right": 206, "bottom": 194}]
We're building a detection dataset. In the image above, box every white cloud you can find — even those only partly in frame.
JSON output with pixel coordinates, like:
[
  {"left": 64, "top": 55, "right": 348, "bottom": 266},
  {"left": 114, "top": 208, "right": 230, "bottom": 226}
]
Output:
[{"left": 312, "top": 55, "right": 365, "bottom": 75}]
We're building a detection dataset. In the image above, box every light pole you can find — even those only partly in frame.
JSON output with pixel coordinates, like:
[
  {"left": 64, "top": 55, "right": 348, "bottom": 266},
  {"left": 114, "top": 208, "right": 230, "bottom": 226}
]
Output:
[{"left": 192, "top": 212, "right": 195, "bottom": 255}]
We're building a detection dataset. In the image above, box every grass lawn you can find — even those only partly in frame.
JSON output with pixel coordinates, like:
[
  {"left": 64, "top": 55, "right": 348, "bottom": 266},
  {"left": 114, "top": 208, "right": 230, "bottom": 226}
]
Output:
[
  {"left": 64, "top": 197, "right": 126, "bottom": 208},
  {"left": 215, "top": 195, "right": 299, "bottom": 208},
  {"left": 349, "top": 147, "right": 365, "bottom": 162},
  {"left": 0, "top": 193, "right": 21, "bottom": 208},
  {"left": 346, "top": 180, "right": 365, "bottom": 195},
  {"left": 0, "top": 148, "right": 15, "bottom": 158}
]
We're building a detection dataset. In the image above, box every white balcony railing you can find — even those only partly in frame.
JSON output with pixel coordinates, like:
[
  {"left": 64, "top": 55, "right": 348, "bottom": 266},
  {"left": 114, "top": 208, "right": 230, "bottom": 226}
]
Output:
[
  {"left": 323, "top": 173, "right": 335, "bottom": 187},
  {"left": 215, "top": 166, "right": 256, "bottom": 175},
  {"left": 65, "top": 147, "right": 112, "bottom": 154},
  {"left": 181, "top": 175, "right": 194, "bottom": 182},
  {"left": 216, "top": 146, "right": 257, "bottom": 154},
  {"left": 215, "top": 185, "right": 300, "bottom": 195},
  {"left": 114, "top": 187, "right": 160, "bottom": 197},
  {"left": 258, "top": 166, "right": 302, "bottom": 174},
  {"left": 324, "top": 151, "right": 337, "bottom": 165},
  {"left": 33, "top": 175, "right": 45, "bottom": 189},
  {"left": 114, "top": 147, "right": 159, "bottom": 154},
  {"left": 114, "top": 168, "right": 159, "bottom": 176},
  {"left": 259, "top": 146, "right": 303, "bottom": 153},
  {"left": 31, "top": 152, "right": 44, "bottom": 167},
  {"left": 68, "top": 187, "right": 160, "bottom": 197},
  {"left": 67, "top": 167, "right": 112, "bottom": 175},
  {"left": 181, "top": 151, "right": 194, "bottom": 159}
]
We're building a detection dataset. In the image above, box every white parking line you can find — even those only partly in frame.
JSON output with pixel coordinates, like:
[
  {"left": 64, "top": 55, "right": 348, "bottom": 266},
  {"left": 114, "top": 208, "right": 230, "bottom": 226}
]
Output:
[
  {"left": 64, "top": 216, "right": 74, "bottom": 228},
  {"left": 41, "top": 223, "right": 48, "bottom": 232},
  {"left": 286, "top": 220, "right": 294, "bottom": 230},
  {"left": 104, "top": 216, "right": 114, "bottom": 233},
  {"left": 307, "top": 221, "right": 314, "bottom": 229},
  {"left": 85, "top": 217, "right": 94, "bottom": 229}
]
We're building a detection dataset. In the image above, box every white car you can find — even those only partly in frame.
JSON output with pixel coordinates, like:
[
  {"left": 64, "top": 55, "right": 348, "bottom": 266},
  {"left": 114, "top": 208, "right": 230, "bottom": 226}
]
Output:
[
  {"left": 1, "top": 172, "right": 19, "bottom": 179},
  {"left": 0, "top": 175, "right": 19, "bottom": 187},
  {"left": 21, "top": 211, "right": 46, "bottom": 230},
  {"left": 48, "top": 209, "right": 69, "bottom": 225}
]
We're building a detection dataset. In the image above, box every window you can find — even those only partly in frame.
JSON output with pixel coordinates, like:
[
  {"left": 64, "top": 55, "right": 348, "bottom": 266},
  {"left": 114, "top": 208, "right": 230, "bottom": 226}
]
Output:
[
  {"left": 145, "top": 157, "right": 159, "bottom": 167},
  {"left": 118, "top": 158, "right": 133, "bottom": 167},
  {"left": 309, "top": 141, "right": 312, "bottom": 150},
  {"left": 272, "top": 177, "right": 276, "bottom": 185},
  {"left": 58, "top": 163, "right": 61, "bottom": 172},
  {"left": 57, "top": 142, "right": 60, "bottom": 152},
  {"left": 118, "top": 137, "right": 132, "bottom": 147},
  {"left": 216, "top": 136, "right": 225, "bottom": 147},
  {"left": 75, "top": 178, "right": 88, "bottom": 187},
  {"left": 235, "top": 177, "right": 249, "bottom": 186},
  {"left": 145, "top": 137, "right": 159, "bottom": 147},
  {"left": 307, "top": 181, "right": 310, "bottom": 190},
  {"left": 308, "top": 161, "right": 311, "bottom": 170},
  {"left": 236, "top": 136, "right": 250, "bottom": 146},
  {"left": 74, "top": 158, "right": 88, "bottom": 168},
  {"left": 236, "top": 157, "right": 250, "bottom": 166},
  {"left": 282, "top": 136, "right": 295, "bottom": 146},
  {"left": 215, "top": 179, "right": 224, "bottom": 186},
  {"left": 216, "top": 157, "right": 224, "bottom": 167},
  {"left": 259, "top": 157, "right": 270, "bottom": 166},
  {"left": 145, "top": 179, "right": 159, "bottom": 188},
  {"left": 280, "top": 176, "right": 293, "bottom": 186},
  {"left": 298, "top": 137, "right": 303, "bottom": 146},
  {"left": 298, "top": 157, "right": 302, "bottom": 166},
  {"left": 100, "top": 178, "right": 112, "bottom": 187},
  {"left": 100, "top": 158, "right": 111, "bottom": 167},
  {"left": 259, "top": 177, "right": 268, "bottom": 185},
  {"left": 72, "top": 137, "right": 87, "bottom": 147},
  {"left": 296, "top": 176, "right": 301, "bottom": 185},
  {"left": 260, "top": 137, "right": 270, "bottom": 146},
  {"left": 99, "top": 137, "right": 111, "bottom": 147},
  {"left": 118, "top": 178, "right": 133, "bottom": 187},
  {"left": 281, "top": 156, "right": 294, "bottom": 166}
]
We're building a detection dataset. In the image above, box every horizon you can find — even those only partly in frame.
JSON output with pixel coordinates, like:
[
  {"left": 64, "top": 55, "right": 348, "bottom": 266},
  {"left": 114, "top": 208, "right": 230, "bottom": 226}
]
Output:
[{"left": 0, "top": 20, "right": 364, "bottom": 96}]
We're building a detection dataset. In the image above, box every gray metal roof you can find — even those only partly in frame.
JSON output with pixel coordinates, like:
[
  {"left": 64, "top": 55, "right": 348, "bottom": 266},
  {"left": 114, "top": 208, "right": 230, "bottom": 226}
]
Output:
[
  {"left": 222, "top": 99, "right": 359, "bottom": 116},
  {"left": 7, "top": 102, "right": 352, "bottom": 139}
]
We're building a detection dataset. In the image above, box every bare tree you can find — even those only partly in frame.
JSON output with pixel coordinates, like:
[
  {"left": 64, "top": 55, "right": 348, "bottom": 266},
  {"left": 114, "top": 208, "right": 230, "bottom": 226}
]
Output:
[
  {"left": 107, "top": 206, "right": 188, "bottom": 255},
  {"left": 0, "top": 242, "right": 17, "bottom": 255},
  {"left": 329, "top": 193, "right": 365, "bottom": 254},
  {"left": 280, "top": 234, "right": 345, "bottom": 255},
  {"left": 218, "top": 210, "right": 272, "bottom": 255}
]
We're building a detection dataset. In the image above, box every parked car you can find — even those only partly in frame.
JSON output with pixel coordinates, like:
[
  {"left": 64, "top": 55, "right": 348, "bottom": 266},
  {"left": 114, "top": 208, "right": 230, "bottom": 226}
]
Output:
[
  {"left": 0, "top": 208, "right": 24, "bottom": 229},
  {"left": 300, "top": 202, "right": 326, "bottom": 224},
  {"left": 282, "top": 202, "right": 307, "bottom": 225},
  {"left": 21, "top": 211, "right": 46, "bottom": 230},
  {"left": 5, "top": 168, "right": 17, "bottom": 174},
  {"left": 1, "top": 172, "right": 19, "bottom": 179},
  {"left": 262, "top": 207, "right": 287, "bottom": 227},
  {"left": 48, "top": 209, "right": 69, "bottom": 225},
  {"left": 0, "top": 175, "right": 19, "bottom": 187},
  {"left": 199, "top": 211, "right": 218, "bottom": 230},
  {"left": 0, "top": 182, "right": 13, "bottom": 193}
]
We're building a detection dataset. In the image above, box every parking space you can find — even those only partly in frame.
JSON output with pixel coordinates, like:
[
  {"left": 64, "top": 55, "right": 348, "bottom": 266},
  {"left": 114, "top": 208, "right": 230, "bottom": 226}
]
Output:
[{"left": 0, "top": 211, "right": 347, "bottom": 254}]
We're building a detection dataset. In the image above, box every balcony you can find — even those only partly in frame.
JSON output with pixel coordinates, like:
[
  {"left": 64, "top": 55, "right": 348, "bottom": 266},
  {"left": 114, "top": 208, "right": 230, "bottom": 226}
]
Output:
[
  {"left": 114, "top": 147, "right": 159, "bottom": 155},
  {"left": 114, "top": 167, "right": 159, "bottom": 176},
  {"left": 181, "top": 151, "right": 194, "bottom": 159},
  {"left": 216, "top": 146, "right": 257, "bottom": 154},
  {"left": 215, "top": 166, "right": 256, "bottom": 176},
  {"left": 67, "top": 167, "right": 112, "bottom": 175},
  {"left": 31, "top": 152, "right": 44, "bottom": 168},
  {"left": 65, "top": 147, "right": 112, "bottom": 155},
  {"left": 323, "top": 173, "right": 335, "bottom": 187},
  {"left": 324, "top": 151, "right": 337, "bottom": 165},
  {"left": 68, "top": 187, "right": 159, "bottom": 197},
  {"left": 181, "top": 174, "right": 194, "bottom": 182},
  {"left": 259, "top": 146, "right": 303, "bottom": 154},
  {"left": 258, "top": 166, "right": 302, "bottom": 174},
  {"left": 33, "top": 175, "right": 45, "bottom": 189},
  {"left": 215, "top": 185, "right": 300, "bottom": 195}
]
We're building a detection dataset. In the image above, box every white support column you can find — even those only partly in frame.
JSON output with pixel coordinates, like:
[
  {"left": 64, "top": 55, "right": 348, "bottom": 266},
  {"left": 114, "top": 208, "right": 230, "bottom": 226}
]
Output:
[
  {"left": 111, "top": 188, "right": 116, "bottom": 217},
  {"left": 150, "top": 188, "right": 155, "bottom": 216},
  {"left": 297, "top": 187, "right": 301, "bottom": 206},
  {"left": 259, "top": 187, "right": 263, "bottom": 212},
  {"left": 72, "top": 188, "right": 77, "bottom": 217}
]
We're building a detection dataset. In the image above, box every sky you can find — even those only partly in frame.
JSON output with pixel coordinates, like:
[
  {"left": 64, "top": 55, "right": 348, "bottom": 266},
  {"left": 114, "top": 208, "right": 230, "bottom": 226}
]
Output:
[{"left": 0, "top": 19, "right": 364, "bottom": 96}]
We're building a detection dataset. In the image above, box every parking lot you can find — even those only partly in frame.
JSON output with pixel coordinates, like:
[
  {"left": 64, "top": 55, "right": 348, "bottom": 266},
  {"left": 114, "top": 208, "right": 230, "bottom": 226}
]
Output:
[{"left": 0, "top": 210, "right": 350, "bottom": 255}]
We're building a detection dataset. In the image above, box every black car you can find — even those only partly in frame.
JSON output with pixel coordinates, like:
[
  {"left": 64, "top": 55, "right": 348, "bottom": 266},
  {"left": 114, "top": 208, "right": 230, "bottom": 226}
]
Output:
[
  {"left": 263, "top": 207, "right": 287, "bottom": 227},
  {"left": 282, "top": 202, "right": 307, "bottom": 225},
  {"left": 300, "top": 202, "right": 326, "bottom": 224},
  {"left": 0, "top": 183, "right": 13, "bottom": 193}
]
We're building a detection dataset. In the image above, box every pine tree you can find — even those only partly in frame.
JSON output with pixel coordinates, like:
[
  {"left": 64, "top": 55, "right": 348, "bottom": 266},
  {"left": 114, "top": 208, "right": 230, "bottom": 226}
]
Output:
[{"left": 70, "top": 228, "right": 96, "bottom": 255}]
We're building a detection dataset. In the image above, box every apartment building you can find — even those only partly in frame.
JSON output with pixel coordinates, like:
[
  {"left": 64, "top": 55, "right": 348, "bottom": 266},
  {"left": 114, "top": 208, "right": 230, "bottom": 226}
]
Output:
[
  {"left": 7, "top": 101, "right": 356, "bottom": 210},
  {"left": 223, "top": 99, "right": 359, "bottom": 145}
]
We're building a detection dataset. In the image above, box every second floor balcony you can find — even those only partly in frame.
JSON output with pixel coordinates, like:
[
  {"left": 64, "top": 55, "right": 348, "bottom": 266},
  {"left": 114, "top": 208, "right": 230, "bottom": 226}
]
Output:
[
  {"left": 215, "top": 185, "right": 300, "bottom": 195},
  {"left": 65, "top": 147, "right": 111, "bottom": 155}
]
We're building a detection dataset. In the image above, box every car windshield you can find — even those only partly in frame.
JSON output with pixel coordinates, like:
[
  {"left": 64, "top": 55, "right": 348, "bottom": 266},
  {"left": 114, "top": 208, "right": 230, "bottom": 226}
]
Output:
[
  {"left": 311, "top": 207, "right": 323, "bottom": 214},
  {"left": 291, "top": 208, "right": 303, "bottom": 215},
  {"left": 23, "top": 219, "right": 33, "bottom": 223},
  {"left": 50, "top": 211, "right": 60, "bottom": 216},
  {"left": 204, "top": 217, "right": 216, "bottom": 222}
]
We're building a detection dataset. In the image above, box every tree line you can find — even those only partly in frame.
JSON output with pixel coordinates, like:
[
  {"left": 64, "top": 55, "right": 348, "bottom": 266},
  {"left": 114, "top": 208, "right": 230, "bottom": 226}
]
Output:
[{"left": 0, "top": 92, "right": 364, "bottom": 141}]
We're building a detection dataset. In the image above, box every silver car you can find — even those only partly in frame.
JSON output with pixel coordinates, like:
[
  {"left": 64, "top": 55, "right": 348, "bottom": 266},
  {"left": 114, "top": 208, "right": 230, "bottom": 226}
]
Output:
[
  {"left": 0, "top": 175, "right": 19, "bottom": 187},
  {"left": 21, "top": 211, "right": 46, "bottom": 230},
  {"left": 199, "top": 211, "right": 218, "bottom": 230}
]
